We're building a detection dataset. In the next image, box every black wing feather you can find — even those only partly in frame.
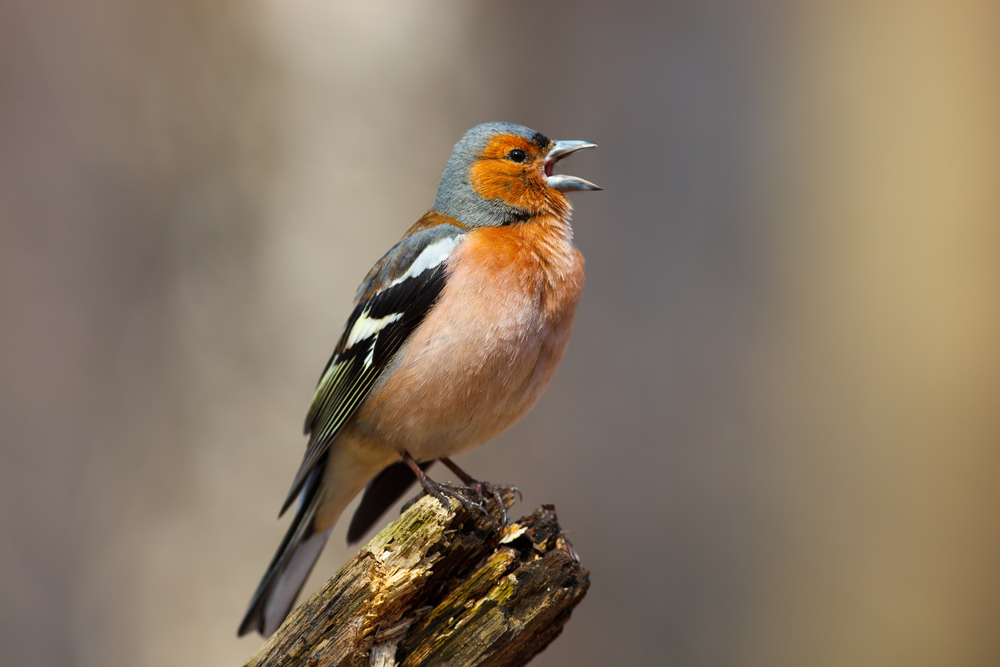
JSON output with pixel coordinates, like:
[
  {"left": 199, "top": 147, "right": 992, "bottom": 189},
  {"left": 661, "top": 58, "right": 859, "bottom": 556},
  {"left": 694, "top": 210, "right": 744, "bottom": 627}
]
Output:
[{"left": 279, "top": 259, "right": 450, "bottom": 516}]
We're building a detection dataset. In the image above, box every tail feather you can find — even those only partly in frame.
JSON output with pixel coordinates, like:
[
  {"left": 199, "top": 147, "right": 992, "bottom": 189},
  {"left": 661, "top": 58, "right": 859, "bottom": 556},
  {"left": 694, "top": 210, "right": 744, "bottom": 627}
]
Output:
[
  {"left": 347, "top": 460, "right": 434, "bottom": 544},
  {"left": 238, "top": 463, "right": 330, "bottom": 638}
]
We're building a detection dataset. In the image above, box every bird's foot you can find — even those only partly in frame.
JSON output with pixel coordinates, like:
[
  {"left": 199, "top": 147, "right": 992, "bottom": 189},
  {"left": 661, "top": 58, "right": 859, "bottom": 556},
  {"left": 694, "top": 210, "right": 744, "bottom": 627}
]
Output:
[
  {"left": 441, "top": 457, "right": 520, "bottom": 526},
  {"left": 401, "top": 452, "right": 490, "bottom": 519},
  {"left": 421, "top": 478, "right": 491, "bottom": 518}
]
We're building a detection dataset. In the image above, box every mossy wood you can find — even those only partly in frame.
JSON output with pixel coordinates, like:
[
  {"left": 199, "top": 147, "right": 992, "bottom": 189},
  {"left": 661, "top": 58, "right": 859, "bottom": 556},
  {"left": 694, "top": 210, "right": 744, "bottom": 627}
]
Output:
[{"left": 244, "top": 491, "right": 589, "bottom": 667}]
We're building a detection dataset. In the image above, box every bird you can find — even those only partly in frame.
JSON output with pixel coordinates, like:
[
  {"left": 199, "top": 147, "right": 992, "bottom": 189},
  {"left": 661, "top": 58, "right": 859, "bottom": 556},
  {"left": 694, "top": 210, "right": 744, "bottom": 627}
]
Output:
[{"left": 238, "top": 122, "right": 598, "bottom": 638}]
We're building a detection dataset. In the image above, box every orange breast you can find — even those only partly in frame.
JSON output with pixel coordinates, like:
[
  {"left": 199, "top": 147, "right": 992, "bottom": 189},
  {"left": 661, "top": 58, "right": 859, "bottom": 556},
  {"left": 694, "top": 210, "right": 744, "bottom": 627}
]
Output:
[{"left": 347, "top": 214, "right": 584, "bottom": 462}]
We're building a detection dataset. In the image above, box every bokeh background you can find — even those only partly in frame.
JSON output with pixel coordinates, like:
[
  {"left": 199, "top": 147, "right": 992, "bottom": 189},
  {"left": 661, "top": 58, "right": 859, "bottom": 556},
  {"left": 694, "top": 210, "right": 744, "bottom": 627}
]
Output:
[{"left": 3, "top": 1, "right": 999, "bottom": 665}]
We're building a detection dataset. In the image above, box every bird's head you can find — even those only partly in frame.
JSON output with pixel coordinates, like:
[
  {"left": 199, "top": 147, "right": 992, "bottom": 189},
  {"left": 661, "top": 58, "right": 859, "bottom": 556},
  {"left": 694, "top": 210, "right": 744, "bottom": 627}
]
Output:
[{"left": 433, "top": 122, "right": 599, "bottom": 228}]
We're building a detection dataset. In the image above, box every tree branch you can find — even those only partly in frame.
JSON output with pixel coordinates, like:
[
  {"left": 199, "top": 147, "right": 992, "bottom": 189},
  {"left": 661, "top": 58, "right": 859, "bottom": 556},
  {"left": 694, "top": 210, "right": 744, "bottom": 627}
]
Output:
[{"left": 244, "top": 491, "right": 589, "bottom": 667}]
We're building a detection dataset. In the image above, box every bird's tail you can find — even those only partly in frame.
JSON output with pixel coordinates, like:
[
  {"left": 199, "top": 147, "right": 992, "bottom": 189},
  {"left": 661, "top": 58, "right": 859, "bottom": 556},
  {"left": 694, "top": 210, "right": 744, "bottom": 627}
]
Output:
[{"left": 237, "top": 461, "right": 331, "bottom": 638}]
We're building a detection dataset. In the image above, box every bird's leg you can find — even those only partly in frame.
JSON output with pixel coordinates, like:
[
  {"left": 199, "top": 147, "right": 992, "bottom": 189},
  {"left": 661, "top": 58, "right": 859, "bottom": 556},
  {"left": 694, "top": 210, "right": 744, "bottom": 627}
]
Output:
[
  {"left": 402, "top": 451, "right": 488, "bottom": 518},
  {"left": 440, "top": 457, "right": 521, "bottom": 526}
]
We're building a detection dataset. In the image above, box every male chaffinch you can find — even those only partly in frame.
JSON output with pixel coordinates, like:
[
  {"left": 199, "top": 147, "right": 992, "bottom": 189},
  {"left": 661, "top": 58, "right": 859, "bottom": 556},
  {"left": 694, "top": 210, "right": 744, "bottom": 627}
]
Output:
[{"left": 238, "top": 122, "right": 598, "bottom": 637}]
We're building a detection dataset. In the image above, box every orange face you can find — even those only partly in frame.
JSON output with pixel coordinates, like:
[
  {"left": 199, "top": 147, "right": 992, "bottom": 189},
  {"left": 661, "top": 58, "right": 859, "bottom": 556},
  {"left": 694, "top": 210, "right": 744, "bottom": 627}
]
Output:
[{"left": 468, "top": 133, "right": 569, "bottom": 217}]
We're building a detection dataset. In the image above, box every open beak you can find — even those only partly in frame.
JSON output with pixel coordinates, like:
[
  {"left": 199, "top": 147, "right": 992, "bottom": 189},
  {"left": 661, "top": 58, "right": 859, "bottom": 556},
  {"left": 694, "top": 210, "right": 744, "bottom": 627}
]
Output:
[{"left": 544, "top": 140, "right": 600, "bottom": 192}]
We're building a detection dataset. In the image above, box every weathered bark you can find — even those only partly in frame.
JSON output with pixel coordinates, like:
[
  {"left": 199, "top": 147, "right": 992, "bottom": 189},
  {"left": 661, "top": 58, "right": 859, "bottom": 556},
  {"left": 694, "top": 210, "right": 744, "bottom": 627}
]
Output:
[{"left": 244, "top": 491, "right": 589, "bottom": 667}]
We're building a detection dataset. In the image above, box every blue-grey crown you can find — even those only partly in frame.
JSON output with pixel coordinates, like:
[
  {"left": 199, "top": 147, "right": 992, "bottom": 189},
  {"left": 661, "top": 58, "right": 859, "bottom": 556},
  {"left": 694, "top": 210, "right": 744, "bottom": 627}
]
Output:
[{"left": 433, "top": 122, "right": 549, "bottom": 228}]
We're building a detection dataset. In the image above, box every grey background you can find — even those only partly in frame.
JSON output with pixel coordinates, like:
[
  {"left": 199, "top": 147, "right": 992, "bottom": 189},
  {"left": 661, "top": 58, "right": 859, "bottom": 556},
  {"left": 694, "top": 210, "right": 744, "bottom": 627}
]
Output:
[{"left": 2, "top": 1, "right": 999, "bottom": 665}]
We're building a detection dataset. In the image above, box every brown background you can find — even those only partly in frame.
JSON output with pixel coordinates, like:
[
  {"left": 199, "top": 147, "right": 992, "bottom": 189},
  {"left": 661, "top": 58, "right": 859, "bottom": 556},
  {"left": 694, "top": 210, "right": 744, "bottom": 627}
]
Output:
[{"left": 2, "top": 1, "right": 998, "bottom": 665}]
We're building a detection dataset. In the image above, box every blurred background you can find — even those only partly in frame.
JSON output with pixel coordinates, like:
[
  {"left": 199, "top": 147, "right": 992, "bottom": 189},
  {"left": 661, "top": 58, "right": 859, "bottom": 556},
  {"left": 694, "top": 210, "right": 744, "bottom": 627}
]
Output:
[{"left": 2, "top": 1, "right": 999, "bottom": 665}]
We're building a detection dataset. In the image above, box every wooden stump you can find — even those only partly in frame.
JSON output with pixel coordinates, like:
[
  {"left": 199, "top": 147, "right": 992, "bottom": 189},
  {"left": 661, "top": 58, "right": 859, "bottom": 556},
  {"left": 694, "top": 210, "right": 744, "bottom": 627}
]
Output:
[{"left": 244, "top": 491, "right": 589, "bottom": 667}]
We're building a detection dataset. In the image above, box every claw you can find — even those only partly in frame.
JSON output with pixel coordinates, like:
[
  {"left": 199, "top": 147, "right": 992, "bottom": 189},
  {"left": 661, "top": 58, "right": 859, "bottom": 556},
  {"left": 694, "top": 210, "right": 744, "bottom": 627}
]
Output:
[
  {"left": 401, "top": 453, "right": 521, "bottom": 526},
  {"left": 421, "top": 479, "right": 451, "bottom": 512},
  {"left": 440, "top": 457, "right": 519, "bottom": 526},
  {"left": 402, "top": 452, "right": 489, "bottom": 518}
]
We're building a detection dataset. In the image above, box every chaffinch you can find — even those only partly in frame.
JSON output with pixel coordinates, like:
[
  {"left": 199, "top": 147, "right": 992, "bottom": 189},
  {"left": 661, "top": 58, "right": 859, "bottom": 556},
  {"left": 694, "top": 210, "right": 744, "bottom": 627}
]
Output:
[{"left": 238, "top": 122, "right": 598, "bottom": 637}]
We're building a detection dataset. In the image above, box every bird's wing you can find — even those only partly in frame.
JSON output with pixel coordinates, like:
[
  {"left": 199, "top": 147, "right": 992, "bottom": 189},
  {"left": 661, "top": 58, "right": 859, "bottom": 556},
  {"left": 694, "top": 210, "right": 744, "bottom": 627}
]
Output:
[{"left": 279, "top": 223, "right": 465, "bottom": 516}]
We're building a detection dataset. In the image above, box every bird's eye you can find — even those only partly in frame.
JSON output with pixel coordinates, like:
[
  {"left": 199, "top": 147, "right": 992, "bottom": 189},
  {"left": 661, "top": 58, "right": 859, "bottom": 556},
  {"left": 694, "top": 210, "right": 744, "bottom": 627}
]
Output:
[{"left": 507, "top": 148, "right": 527, "bottom": 163}]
